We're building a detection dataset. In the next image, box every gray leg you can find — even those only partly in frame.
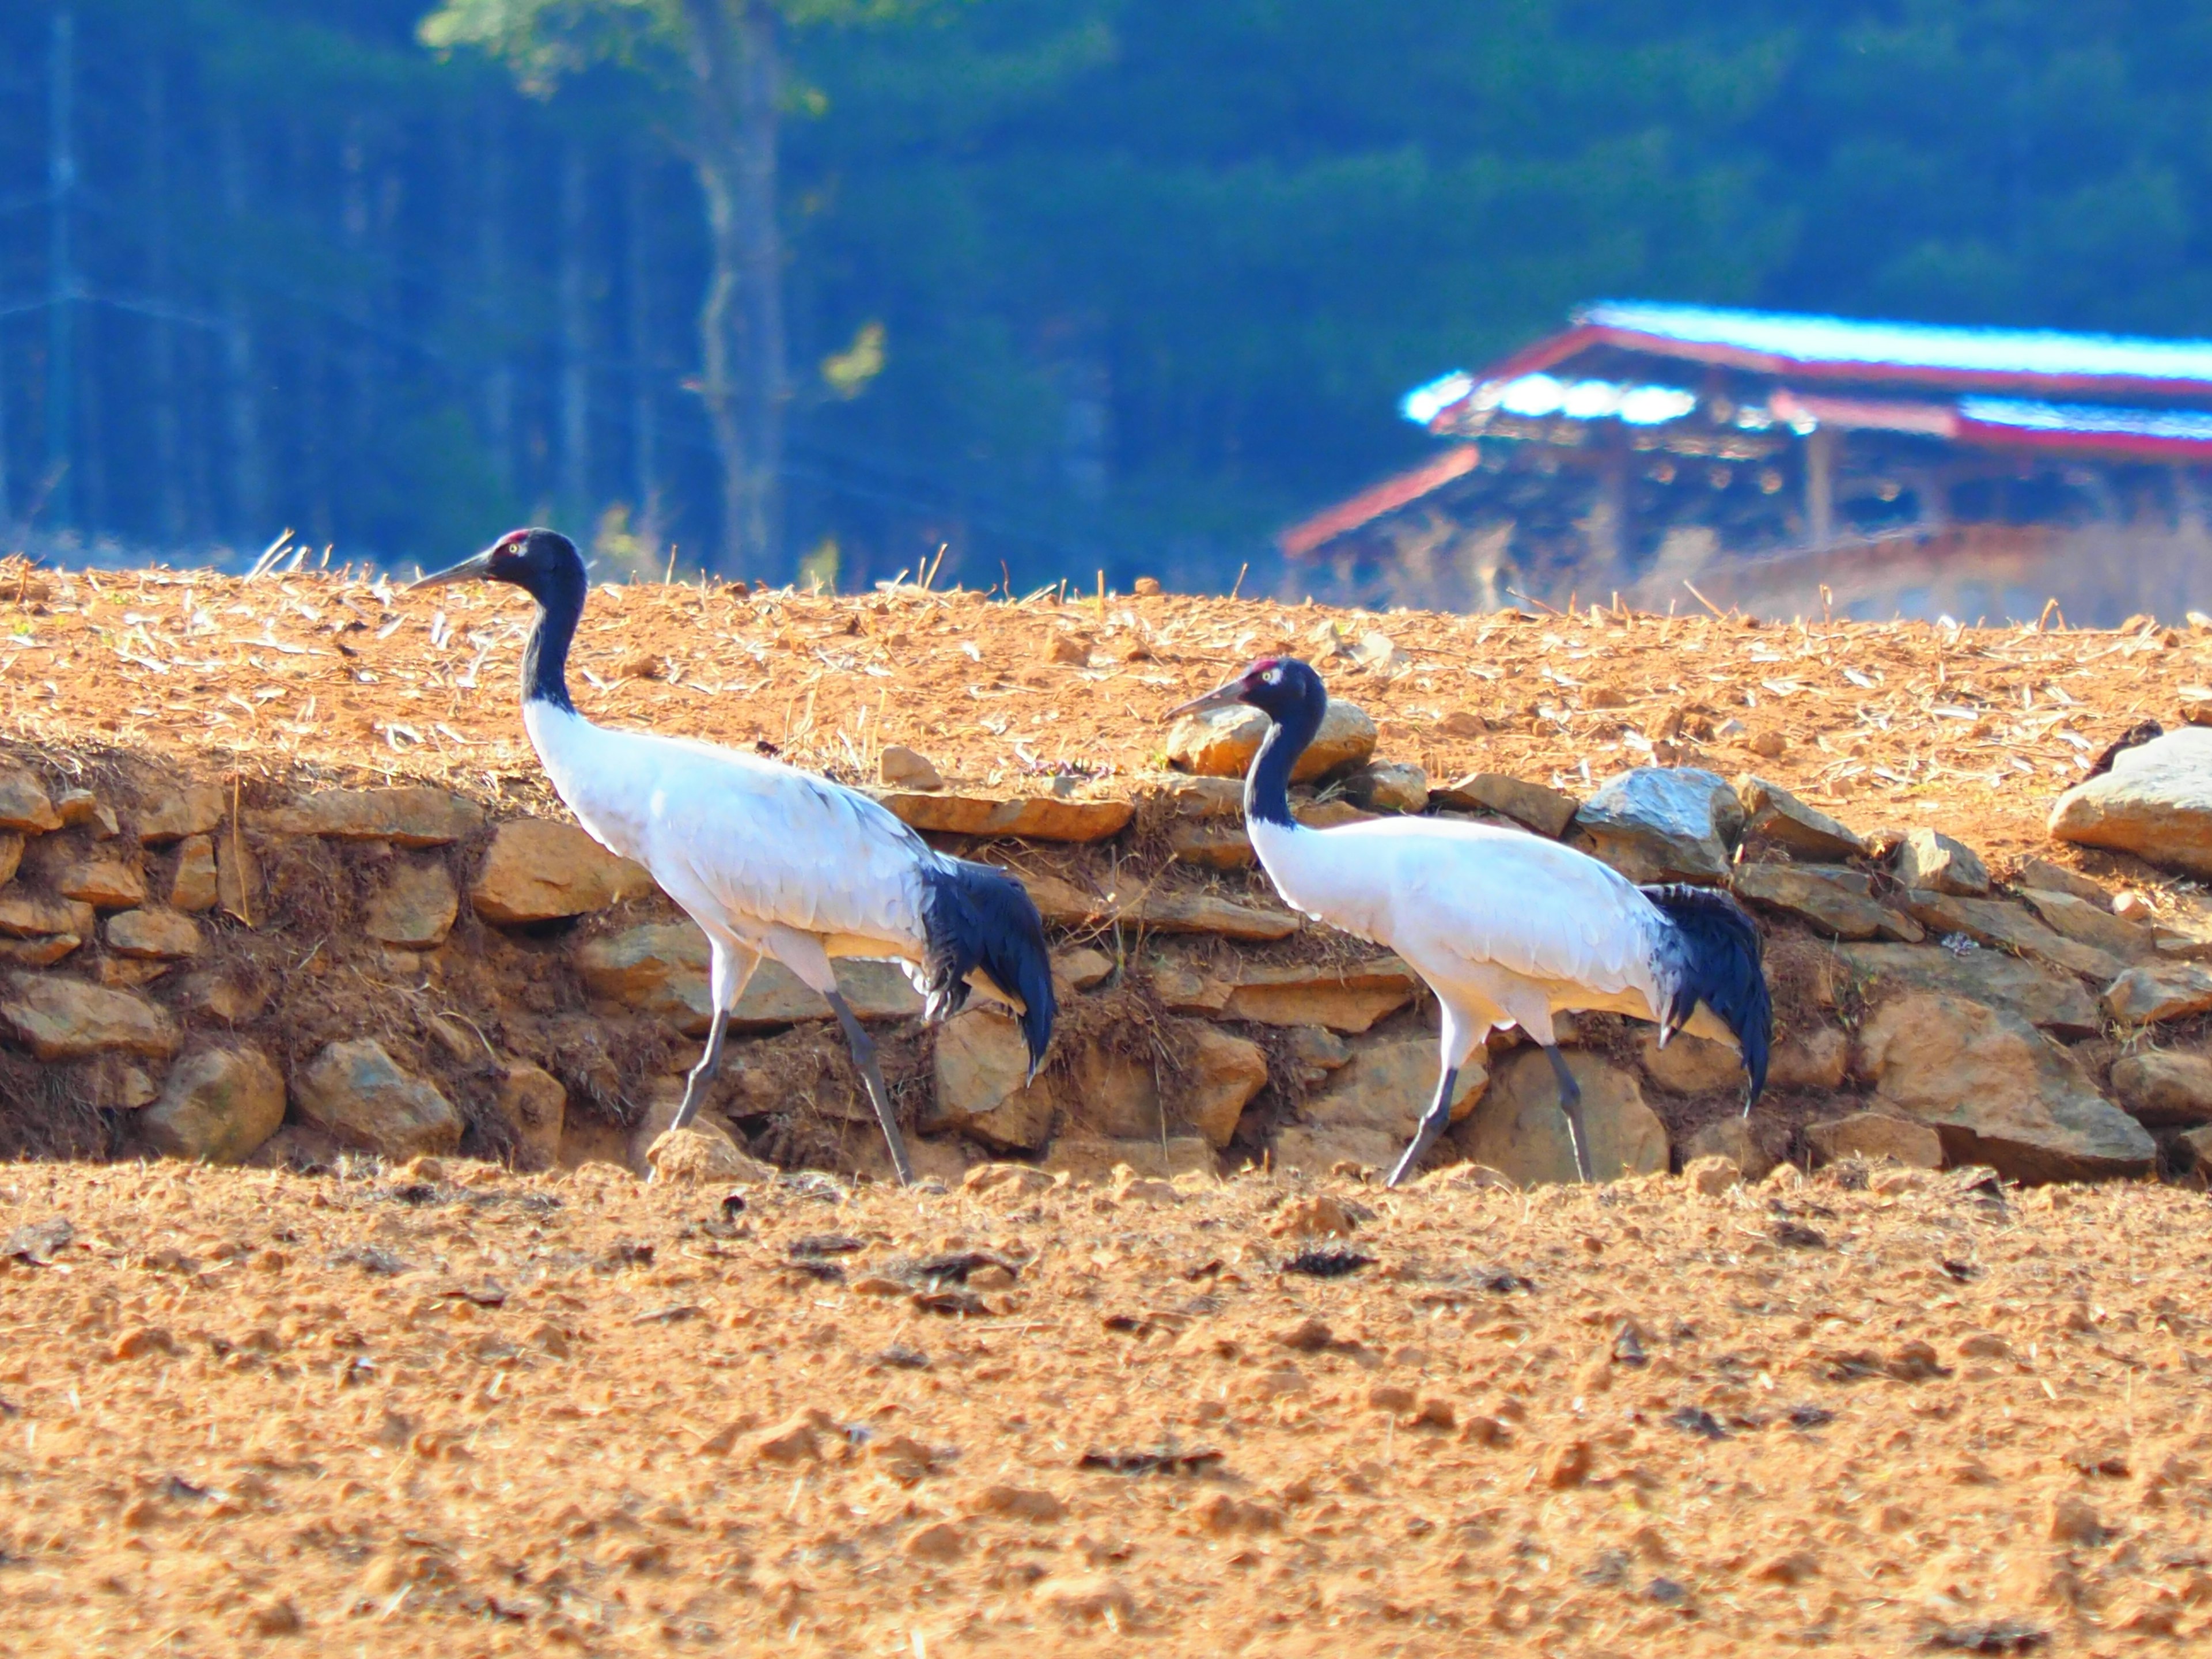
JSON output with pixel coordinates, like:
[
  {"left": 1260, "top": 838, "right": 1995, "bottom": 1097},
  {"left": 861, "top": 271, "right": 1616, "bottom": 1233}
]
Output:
[
  {"left": 1546, "top": 1045, "right": 1594, "bottom": 1183},
  {"left": 827, "top": 989, "right": 914, "bottom": 1187},
  {"left": 671, "top": 945, "right": 757, "bottom": 1132},
  {"left": 669, "top": 1016, "right": 728, "bottom": 1133},
  {"left": 1385, "top": 1065, "right": 1460, "bottom": 1190}
]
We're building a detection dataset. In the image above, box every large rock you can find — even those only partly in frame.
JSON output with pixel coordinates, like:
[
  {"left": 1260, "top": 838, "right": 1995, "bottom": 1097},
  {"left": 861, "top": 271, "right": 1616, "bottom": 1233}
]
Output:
[
  {"left": 0, "top": 891, "right": 90, "bottom": 940},
  {"left": 1854, "top": 991, "right": 2153, "bottom": 1182},
  {"left": 262, "top": 787, "right": 486, "bottom": 846},
  {"left": 874, "top": 791, "right": 1132, "bottom": 844},
  {"left": 1735, "top": 777, "right": 1863, "bottom": 861},
  {"left": 0, "top": 770, "right": 60, "bottom": 834},
  {"left": 363, "top": 861, "right": 460, "bottom": 949},
  {"left": 2016, "top": 888, "right": 2156, "bottom": 962},
  {"left": 1733, "top": 863, "right": 1921, "bottom": 941},
  {"left": 0, "top": 975, "right": 180, "bottom": 1060},
  {"left": 2109, "top": 1051, "right": 2212, "bottom": 1125},
  {"left": 294, "top": 1038, "right": 463, "bottom": 1159},
  {"left": 929, "top": 1007, "right": 1054, "bottom": 1151},
  {"left": 1637, "top": 1030, "right": 1745, "bottom": 1094},
  {"left": 1166, "top": 820, "right": 1255, "bottom": 870},
  {"left": 1682, "top": 1115, "right": 1778, "bottom": 1181},
  {"left": 1805, "top": 1112, "right": 1944, "bottom": 1169},
  {"left": 106, "top": 909, "right": 204, "bottom": 960},
  {"left": 2015, "top": 858, "right": 2111, "bottom": 906},
  {"left": 492, "top": 1062, "right": 567, "bottom": 1166},
  {"left": 2050, "top": 726, "right": 2212, "bottom": 877},
  {"left": 1219, "top": 957, "right": 1417, "bottom": 1032},
  {"left": 1832, "top": 942, "right": 2100, "bottom": 1037},
  {"left": 1280, "top": 1037, "right": 1487, "bottom": 1172},
  {"left": 1165, "top": 699, "right": 1376, "bottom": 783},
  {"left": 1902, "top": 891, "right": 2126, "bottom": 983},
  {"left": 1342, "top": 762, "right": 1428, "bottom": 814},
  {"left": 1120, "top": 891, "right": 1298, "bottom": 940},
  {"left": 168, "top": 835, "right": 218, "bottom": 912},
  {"left": 1430, "top": 774, "right": 1578, "bottom": 838},
  {"left": 1180, "top": 1028, "right": 1268, "bottom": 1147},
  {"left": 469, "top": 819, "right": 656, "bottom": 923},
  {"left": 1453, "top": 1050, "right": 1668, "bottom": 1185},
  {"left": 1769, "top": 1027, "right": 1849, "bottom": 1089},
  {"left": 137, "top": 785, "right": 223, "bottom": 846},
  {"left": 138, "top": 1044, "right": 286, "bottom": 1164},
  {"left": 2103, "top": 961, "right": 2212, "bottom": 1026},
  {"left": 1569, "top": 767, "right": 1742, "bottom": 885},
  {"left": 574, "top": 923, "right": 920, "bottom": 1036},
  {"left": 1891, "top": 828, "right": 1991, "bottom": 896},
  {"left": 55, "top": 856, "right": 146, "bottom": 910}
]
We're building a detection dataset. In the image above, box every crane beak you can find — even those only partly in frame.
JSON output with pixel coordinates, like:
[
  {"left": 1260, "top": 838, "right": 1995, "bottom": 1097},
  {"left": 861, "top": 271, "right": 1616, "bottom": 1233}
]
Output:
[
  {"left": 409, "top": 549, "right": 497, "bottom": 592},
  {"left": 1165, "top": 678, "right": 1250, "bottom": 719}
]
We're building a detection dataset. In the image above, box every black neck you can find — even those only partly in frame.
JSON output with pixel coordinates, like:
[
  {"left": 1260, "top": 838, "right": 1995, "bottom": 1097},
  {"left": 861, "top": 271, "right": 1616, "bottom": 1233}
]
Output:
[
  {"left": 1246, "top": 693, "right": 1321, "bottom": 828},
  {"left": 521, "top": 573, "right": 584, "bottom": 713}
]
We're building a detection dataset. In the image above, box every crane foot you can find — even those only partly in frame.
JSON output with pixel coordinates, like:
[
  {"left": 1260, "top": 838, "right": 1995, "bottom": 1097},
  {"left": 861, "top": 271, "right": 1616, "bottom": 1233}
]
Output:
[
  {"left": 1385, "top": 1065, "right": 1460, "bottom": 1189},
  {"left": 828, "top": 990, "right": 915, "bottom": 1187},
  {"left": 1544, "top": 1046, "right": 1594, "bottom": 1184}
]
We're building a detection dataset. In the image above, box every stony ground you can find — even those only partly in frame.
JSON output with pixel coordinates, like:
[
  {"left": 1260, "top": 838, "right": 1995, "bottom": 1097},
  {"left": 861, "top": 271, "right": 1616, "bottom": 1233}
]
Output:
[{"left": 3, "top": 1155, "right": 2210, "bottom": 1657}]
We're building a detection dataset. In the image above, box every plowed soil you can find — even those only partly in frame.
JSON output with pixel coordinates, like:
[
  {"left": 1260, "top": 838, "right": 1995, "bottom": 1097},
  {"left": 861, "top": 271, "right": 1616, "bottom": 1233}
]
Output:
[
  {"left": 3, "top": 1158, "right": 2209, "bottom": 1656},
  {"left": 8, "top": 559, "right": 2212, "bottom": 1656}
]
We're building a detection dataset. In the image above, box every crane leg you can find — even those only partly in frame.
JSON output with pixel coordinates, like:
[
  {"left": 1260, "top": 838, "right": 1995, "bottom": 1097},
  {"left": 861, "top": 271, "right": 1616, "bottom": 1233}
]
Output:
[
  {"left": 1385, "top": 1065, "right": 1460, "bottom": 1190},
  {"left": 670, "top": 945, "right": 760, "bottom": 1133},
  {"left": 826, "top": 989, "right": 915, "bottom": 1187},
  {"left": 1546, "top": 1045, "right": 1595, "bottom": 1184}
]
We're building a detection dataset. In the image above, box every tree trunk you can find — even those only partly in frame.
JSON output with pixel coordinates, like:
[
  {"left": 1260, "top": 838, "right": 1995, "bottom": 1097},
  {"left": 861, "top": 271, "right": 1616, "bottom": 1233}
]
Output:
[
  {"left": 558, "top": 141, "right": 591, "bottom": 526},
  {"left": 479, "top": 93, "right": 514, "bottom": 502},
  {"left": 144, "top": 54, "right": 186, "bottom": 543},
  {"left": 216, "top": 111, "right": 268, "bottom": 539},
  {"left": 682, "top": 0, "right": 785, "bottom": 577},
  {"left": 627, "top": 150, "right": 660, "bottom": 553}
]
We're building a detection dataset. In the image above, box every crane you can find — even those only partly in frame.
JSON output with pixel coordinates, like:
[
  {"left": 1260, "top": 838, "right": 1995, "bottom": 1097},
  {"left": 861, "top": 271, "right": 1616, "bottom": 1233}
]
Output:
[
  {"left": 1168, "top": 657, "right": 1769, "bottom": 1188},
  {"left": 412, "top": 529, "right": 1057, "bottom": 1185}
]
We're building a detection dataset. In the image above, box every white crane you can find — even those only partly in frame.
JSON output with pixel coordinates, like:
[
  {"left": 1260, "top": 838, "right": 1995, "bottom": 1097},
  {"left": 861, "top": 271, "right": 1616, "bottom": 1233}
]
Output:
[
  {"left": 413, "top": 529, "right": 1057, "bottom": 1185},
  {"left": 1169, "top": 657, "right": 1769, "bottom": 1188}
]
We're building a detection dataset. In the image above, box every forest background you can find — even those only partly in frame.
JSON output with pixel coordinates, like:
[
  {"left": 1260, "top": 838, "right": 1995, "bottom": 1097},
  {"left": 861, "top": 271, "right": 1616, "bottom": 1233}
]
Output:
[{"left": 2, "top": 1, "right": 2208, "bottom": 596}]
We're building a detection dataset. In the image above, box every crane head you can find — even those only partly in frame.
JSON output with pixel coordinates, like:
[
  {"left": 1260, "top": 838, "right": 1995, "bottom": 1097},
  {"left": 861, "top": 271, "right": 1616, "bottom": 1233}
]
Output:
[
  {"left": 1165, "top": 656, "right": 1325, "bottom": 724},
  {"left": 411, "top": 528, "right": 583, "bottom": 600}
]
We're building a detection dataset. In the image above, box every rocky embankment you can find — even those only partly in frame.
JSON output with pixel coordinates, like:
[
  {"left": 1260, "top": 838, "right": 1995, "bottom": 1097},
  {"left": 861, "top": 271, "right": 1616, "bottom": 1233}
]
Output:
[{"left": 4, "top": 683, "right": 2211, "bottom": 1191}]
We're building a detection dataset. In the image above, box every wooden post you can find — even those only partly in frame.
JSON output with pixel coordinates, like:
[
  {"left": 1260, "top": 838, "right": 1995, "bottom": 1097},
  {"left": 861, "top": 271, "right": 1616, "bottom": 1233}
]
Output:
[{"left": 1805, "top": 425, "right": 1836, "bottom": 550}]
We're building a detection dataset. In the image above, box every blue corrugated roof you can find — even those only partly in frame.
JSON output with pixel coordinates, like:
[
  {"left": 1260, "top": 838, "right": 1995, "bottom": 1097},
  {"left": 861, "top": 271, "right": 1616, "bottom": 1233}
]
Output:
[
  {"left": 1960, "top": 397, "right": 2212, "bottom": 442},
  {"left": 1582, "top": 302, "right": 2212, "bottom": 387}
]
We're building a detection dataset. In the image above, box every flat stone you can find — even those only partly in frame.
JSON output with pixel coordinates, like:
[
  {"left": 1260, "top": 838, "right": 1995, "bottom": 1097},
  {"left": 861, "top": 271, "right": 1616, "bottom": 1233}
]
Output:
[
  {"left": 1452, "top": 1049, "right": 1668, "bottom": 1185},
  {"left": 364, "top": 861, "right": 460, "bottom": 949},
  {"left": 169, "top": 970, "right": 267, "bottom": 1024},
  {"left": 2017, "top": 888, "right": 2156, "bottom": 962},
  {"left": 2109, "top": 1050, "right": 2212, "bottom": 1125},
  {"left": 0, "top": 933, "right": 82, "bottom": 967},
  {"left": 928, "top": 1007, "right": 1053, "bottom": 1152},
  {"left": 1052, "top": 948, "right": 1114, "bottom": 991},
  {"left": 137, "top": 785, "right": 224, "bottom": 845},
  {"left": 106, "top": 909, "right": 204, "bottom": 960},
  {"left": 1166, "top": 820, "right": 1255, "bottom": 870},
  {"left": 1120, "top": 891, "right": 1297, "bottom": 940},
  {"left": 1735, "top": 776, "right": 1864, "bottom": 861},
  {"left": 1854, "top": 991, "right": 2153, "bottom": 1182},
  {"left": 294, "top": 1037, "right": 463, "bottom": 1159},
  {"left": 1164, "top": 698, "right": 1376, "bottom": 783},
  {"left": 1148, "top": 963, "right": 1231, "bottom": 1014},
  {"left": 1343, "top": 762, "right": 1428, "bottom": 814},
  {"left": 1903, "top": 891, "right": 2126, "bottom": 983},
  {"left": 1296, "top": 1037, "right": 1487, "bottom": 1175},
  {"left": 0, "top": 974, "right": 181, "bottom": 1060},
  {"left": 0, "top": 890, "right": 90, "bottom": 939},
  {"left": 493, "top": 1062, "right": 568, "bottom": 1168},
  {"left": 1569, "top": 767, "right": 1743, "bottom": 885},
  {"left": 138, "top": 1044, "right": 286, "bottom": 1165},
  {"left": 1218, "top": 957, "right": 1418, "bottom": 1032},
  {"left": 1769, "top": 1027, "right": 1849, "bottom": 1089},
  {"left": 0, "top": 770, "right": 60, "bottom": 834},
  {"left": 1181, "top": 1027, "right": 1268, "bottom": 1147},
  {"left": 2016, "top": 857, "right": 2111, "bottom": 906},
  {"left": 2103, "top": 961, "right": 2212, "bottom": 1025},
  {"left": 1637, "top": 1030, "right": 1745, "bottom": 1094},
  {"left": 262, "top": 786, "right": 486, "bottom": 846},
  {"left": 1430, "top": 774, "right": 1578, "bottom": 838},
  {"left": 468, "top": 820, "right": 656, "bottom": 923},
  {"left": 877, "top": 745, "right": 943, "bottom": 791},
  {"left": 1892, "top": 828, "right": 1991, "bottom": 896},
  {"left": 1733, "top": 863, "right": 1921, "bottom": 941},
  {"left": 1143, "top": 775, "right": 1245, "bottom": 819},
  {"left": 2050, "top": 726, "right": 2212, "bottom": 877},
  {"left": 55, "top": 856, "right": 146, "bottom": 910},
  {"left": 168, "top": 835, "right": 218, "bottom": 912},
  {"left": 1805, "top": 1112, "right": 1945, "bottom": 1169},
  {"left": 1016, "top": 870, "right": 1106, "bottom": 927},
  {"left": 1832, "top": 942, "right": 2101, "bottom": 1037},
  {"left": 875, "top": 791, "right": 1132, "bottom": 843}
]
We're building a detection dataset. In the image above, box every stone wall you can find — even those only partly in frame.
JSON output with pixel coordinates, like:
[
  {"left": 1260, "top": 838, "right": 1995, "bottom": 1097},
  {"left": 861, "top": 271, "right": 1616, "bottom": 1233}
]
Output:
[{"left": 1, "top": 711, "right": 2206, "bottom": 1188}]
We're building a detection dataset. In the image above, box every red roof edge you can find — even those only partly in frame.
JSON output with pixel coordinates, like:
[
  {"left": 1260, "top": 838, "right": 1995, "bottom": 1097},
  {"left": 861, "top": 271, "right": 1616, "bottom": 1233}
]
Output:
[
  {"left": 1951, "top": 418, "right": 2212, "bottom": 463},
  {"left": 1279, "top": 446, "right": 1482, "bottom": 559}
]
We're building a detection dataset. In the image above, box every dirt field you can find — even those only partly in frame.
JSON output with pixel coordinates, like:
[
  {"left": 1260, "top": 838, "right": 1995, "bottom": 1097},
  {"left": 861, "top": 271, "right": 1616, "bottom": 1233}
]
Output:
[
  {"left": 7, "top": 559, "right": 2212, "bottom": 1656},
  {"left": 4, "top": 1154, "right": 2210, "bottom": 1657}
]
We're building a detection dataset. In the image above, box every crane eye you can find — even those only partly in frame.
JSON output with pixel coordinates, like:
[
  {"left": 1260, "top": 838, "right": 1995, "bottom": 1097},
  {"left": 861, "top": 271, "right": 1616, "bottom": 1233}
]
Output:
[{"left": 1261, "top": 667, "right": 1282, "bottom": 684}]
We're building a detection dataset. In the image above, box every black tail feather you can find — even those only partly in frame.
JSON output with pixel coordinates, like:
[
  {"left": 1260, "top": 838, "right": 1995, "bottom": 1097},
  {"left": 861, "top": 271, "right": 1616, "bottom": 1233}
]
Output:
[
  {"left": 1641, "top": 882, "right": 1771, "bottom": 1100},
  {"left": 917, "top": 857, "right": 1058, "bottom": 1075}
]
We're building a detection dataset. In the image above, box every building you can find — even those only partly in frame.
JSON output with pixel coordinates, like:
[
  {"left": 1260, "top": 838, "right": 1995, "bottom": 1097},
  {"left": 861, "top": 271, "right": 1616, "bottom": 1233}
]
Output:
[{"left": 1281, "top": 302, "right": 2212, "bottom": 624}]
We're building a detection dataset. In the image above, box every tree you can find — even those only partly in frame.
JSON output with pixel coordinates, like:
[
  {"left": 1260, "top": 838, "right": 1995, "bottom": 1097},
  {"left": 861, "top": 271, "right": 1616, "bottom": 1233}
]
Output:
[{"left": 421, "top": 0, "right": 911, "bottom": 574}]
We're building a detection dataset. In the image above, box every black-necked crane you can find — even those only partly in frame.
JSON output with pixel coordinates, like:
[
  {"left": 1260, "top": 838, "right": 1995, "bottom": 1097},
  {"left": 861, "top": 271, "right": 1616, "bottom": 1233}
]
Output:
[
  {"left": 412, "top": 528, "right": 1057, "bottom": 1185},
  {"left": 1168, "top": 657, "right": 1770, "bottom": 1188}
]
